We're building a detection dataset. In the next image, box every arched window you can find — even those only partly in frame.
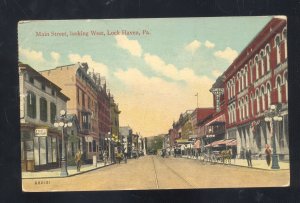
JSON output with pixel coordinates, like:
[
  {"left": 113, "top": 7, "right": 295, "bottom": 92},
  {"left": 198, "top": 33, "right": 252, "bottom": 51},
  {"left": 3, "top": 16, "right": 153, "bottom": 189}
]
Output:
[
  {"left": 260, "top": 50, "right": 265, "bottom": 75},
  {"left": 275, "top": 34, "right": 281, "bottom": 64},
  {"left": 250, "top": 93, "right": 254, "bottom": 116},
  {"left": 260, "top": 85, "right": 265, "bottom": 111},
  {"left": 266, "top": 82, "right": 271, "bottom": 108},
  {"left": 40, "top": 97, "right": 48, "bottom": 122},
  {"left": 238, "top": 100, "right": 242, "bottom": 121},
  {"left": 255, "top": 55, "right": 259, "bottom": 80},
  {"left": 241, "top": 98, "right": 244, "bottom": 120},
  {"left": 256, "top": 89, "right": 260, "bottom": 114},
  {"left": 227, "top": 82, "right": 230, "bottom": 99},
  {"left": 241, "top": 69, "right": 245, "bottom": 90},
  {"left": 27, "top": 91, "right": 36, "bottom": 118},
  {"left": 276, "top": 75, "right": 282, "bottom": 103},
  {"left": 265, "top": 44, "right": 271, "bottom": 72},
  {"left": 245, "top": 96, "right": 249, "bottom": 118},
  {"left": 233, "top": 103, "right": 236, "bottom": 122},
  {"left": 245, "top": 65, "right": 248, "bottom": 87},
  {"left": 237, "top": 72, "right": 241, "bottom": 92},
  {"left": 282, "top": 28, "right": 287, "bottom": 59},
  {"left": 284, "top": 71, "right": 288, "bottom": 101},
  {"left": 232, "top": 78, "right": 236, "bottom": 96}
]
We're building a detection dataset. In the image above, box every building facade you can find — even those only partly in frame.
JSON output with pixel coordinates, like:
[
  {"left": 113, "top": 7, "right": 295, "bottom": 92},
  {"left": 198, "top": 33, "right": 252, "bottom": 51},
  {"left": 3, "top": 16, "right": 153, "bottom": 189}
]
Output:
[
  {"left": 19, "top": 63, "right": 69, "bottom": 171},
  {"left": 40, "top": 63, "right": 101, "bottom": 163},
  {"left": 224, "top": 17, "right": 288, "bottom": 159}
]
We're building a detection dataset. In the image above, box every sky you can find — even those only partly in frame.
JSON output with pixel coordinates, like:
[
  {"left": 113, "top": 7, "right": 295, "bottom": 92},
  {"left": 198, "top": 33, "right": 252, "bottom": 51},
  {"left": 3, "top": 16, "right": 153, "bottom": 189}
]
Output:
[{"left": 18, "top": 16, "right": 273, "bottom": 137}]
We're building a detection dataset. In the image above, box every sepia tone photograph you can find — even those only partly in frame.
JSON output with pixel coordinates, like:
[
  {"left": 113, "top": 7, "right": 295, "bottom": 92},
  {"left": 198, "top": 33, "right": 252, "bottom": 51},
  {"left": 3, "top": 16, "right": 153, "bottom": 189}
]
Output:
[{"left": 18, "top": 16, "right": 289, "bottom": 192}]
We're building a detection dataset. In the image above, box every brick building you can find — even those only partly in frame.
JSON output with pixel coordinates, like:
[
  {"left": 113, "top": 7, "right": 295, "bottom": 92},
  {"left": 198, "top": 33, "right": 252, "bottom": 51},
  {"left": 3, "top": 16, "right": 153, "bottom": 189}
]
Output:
[
  {"left": 40, "top": 63, "right": 103, "bottom": 163},
  {"left": 223, "top": 17, "right": 288, "bottom": 159}
]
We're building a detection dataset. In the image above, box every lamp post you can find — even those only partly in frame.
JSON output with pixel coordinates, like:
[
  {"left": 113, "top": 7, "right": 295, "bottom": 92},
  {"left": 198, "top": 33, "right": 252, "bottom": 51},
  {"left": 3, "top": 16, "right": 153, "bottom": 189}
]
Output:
[
  {"left": 54, "top": 110, "right": 73, "bottom": 177},
  {"left": 264, "top": 104, "right": 282, "bottom": 169},
  {"left": 105, "top": 132, "right": 111, "bottom": 163}
]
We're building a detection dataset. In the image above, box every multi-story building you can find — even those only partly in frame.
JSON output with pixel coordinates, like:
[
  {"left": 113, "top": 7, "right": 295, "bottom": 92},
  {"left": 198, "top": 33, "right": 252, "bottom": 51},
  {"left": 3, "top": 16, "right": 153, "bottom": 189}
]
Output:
[
  {"left": 97, "top": 78, "right": 110, "bottom": 151},
  {"left": 110, "top": 95, "right": 121, "bottom": 140},
  {"left": 119, "top": 126, "right": 133, "bottom": 154},
  {"left": 40, "top": 62, "right": 101, "bottom": 163},
  {"left": 223, "top": 17, "right": 288, "bottom": 159},
  {"left": 19, "top": 63, "right": 70, "bottom": 171}
]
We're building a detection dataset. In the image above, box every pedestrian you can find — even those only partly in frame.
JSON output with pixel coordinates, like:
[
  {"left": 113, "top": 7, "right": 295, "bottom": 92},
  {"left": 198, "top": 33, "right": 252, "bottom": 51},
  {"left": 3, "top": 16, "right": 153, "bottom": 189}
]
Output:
[
  {"left": 103, "top": 150, "right": 108, "bottom": 165},
  {"left": 75, "top": 149, "right": 82, "bottom": 172},
  {"left": 123, "top": 148, "right": 127, "bottom": 163},
  {"left": 245, "top": 148, "right": 252, "bottom": 167},
  {"left": 265, "top": 144, "right": 272, "bottom": 167},
  {"left": 231, "top": 148, "right": 237, "bottom": 164},
  {"left": 116, "top": 151, "right": 122, "bottom": 164}
]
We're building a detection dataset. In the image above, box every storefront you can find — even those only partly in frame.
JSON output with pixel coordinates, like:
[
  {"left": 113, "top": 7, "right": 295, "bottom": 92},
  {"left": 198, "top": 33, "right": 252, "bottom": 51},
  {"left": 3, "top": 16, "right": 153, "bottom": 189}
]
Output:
[{"left": 21, "top": 124, "right": 60, "bottom": 171}]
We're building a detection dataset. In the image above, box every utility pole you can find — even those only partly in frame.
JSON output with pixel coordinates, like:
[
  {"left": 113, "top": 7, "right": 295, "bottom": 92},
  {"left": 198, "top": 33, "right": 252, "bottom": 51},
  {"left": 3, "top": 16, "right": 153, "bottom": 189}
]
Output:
[{"left": 195, "top": 93, "right": 198, "bottom": 108}]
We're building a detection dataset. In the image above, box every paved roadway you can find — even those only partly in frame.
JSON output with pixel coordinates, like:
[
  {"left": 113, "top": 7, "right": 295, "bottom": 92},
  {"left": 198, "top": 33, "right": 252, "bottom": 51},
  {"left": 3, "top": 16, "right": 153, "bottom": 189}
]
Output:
[{"left": 22, "top": 155, "right": 289, "bottom": 192}]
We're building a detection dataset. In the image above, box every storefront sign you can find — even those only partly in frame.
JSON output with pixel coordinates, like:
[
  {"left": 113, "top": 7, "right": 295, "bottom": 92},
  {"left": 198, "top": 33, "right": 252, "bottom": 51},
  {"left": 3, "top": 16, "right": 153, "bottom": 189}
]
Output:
[{"left": 35, "top": 128, "right": 47, "bottom": 137}]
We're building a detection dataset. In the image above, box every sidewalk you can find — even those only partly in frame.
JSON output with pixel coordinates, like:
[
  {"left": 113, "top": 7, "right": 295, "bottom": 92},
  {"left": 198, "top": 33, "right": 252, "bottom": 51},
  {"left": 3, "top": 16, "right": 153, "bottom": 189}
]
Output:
[
  {"left": 22, "top": 161, "right": 114, "bottom": 179},
  {"left": 181, "top": 155, "right": 289, "bottom": 170}
]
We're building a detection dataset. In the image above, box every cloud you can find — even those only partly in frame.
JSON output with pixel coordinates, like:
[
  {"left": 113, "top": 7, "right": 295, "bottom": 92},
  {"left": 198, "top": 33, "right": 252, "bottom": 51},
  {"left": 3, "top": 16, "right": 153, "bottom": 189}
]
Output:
[
  {"left": 212, "top": 69, "right": 222, "bottom": 78},
  {"left": 50, "top": 51, "right": 60, "bottom": 62},
  {"left": 19, "top": 47, "right": 45, "bottom": 63},
  {"left": 68, "top": 53, "right": 109, "bottom": 77},
  {"left": 184, "top": 40, "right": 201, "bottom": 54},
  {"left": 204, "top": 40, "right": 215, "bottom": 48},
  {"left": 214, "top": 47, "right": 238, "bottom": 63},
  {"left": 115, "top": 35, "right": 142, "bottom": 57},
  {"left": 113, "top": 67, "right": 213, "bottom": 137},
  {"left": 144, "top": 53, "right": 211, "bottom": 84}
]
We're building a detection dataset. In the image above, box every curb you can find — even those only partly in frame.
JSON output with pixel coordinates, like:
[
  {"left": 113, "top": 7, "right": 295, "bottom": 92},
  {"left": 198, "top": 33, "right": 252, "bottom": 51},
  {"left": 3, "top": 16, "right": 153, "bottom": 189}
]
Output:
[
  {"left": 181, "top": 157, "right": 289, "bottom": 171},
  {"left": 22, "top": 162, "right": 116, "bottom": 179}
]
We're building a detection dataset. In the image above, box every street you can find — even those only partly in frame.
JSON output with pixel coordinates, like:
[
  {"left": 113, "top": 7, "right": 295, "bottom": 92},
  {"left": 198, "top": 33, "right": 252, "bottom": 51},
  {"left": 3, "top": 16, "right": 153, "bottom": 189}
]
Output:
[{"left": 23, "top": 155, "right": 289, "bottom": 191}]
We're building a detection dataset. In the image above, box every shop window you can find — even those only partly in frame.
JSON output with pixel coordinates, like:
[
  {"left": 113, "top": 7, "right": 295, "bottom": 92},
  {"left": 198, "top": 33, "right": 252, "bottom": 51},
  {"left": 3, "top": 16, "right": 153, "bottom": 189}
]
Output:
[
  {"left": 27, "top": 91, "right": 36, "bottom": 119},
  {"left": 93, "top": 140, "right": 96, "bottom": 152},
  {"left": 40, "top": 97, "right": 47, "bottom": 122}
]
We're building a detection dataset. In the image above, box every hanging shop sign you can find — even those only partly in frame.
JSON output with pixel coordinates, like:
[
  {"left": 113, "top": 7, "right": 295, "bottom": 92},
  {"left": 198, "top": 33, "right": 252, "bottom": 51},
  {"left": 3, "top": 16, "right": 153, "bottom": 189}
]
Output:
[{"left": 35, "top": 128, "right": 48, "bottom": 137}]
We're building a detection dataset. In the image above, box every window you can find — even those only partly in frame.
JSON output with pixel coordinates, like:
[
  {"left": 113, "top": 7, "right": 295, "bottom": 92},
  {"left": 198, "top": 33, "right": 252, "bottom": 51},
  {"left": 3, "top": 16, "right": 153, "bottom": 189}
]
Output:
[
  {"left": 92, "top": 140, "right": 96, "bottom": 152},
  {"left": 260, "top": 50, "right": 265, "bottom": 75},
  {"left": 284, "top": 71, "right": 288, "bottom": 101},
  {"left": 88, "top": 96, "right": 91, "bottom": 109},
  {"left": 41, "top": 81, "right": 46, "bottom": 91},
  {"left": 277, "top": 76, "right": 282, "bottom": 103},
  {"left": 267, "top": 83, "right": 271, "bottom": 108},
  {"left": 261, "top": 86, "right": 265, "bottom": 111},
  {"left": 29, "top": 76, "right": 34, "bottom": 84},
  {"left": 265, "top": 44, "right": 271, "bottom": 72},
  {"left": 255, "top": 55, "right": 259, "bottom": 80},
  {"left": 27, "top": 91, "right": 36, "bottom": 118},
  {"left": 51, "top": 88, "right": 55, "bottom": 96},
  {"left": 82, "top": 92, "right": 85, "bottom": 107},
  {"left": 77, "top": 88, "right": 80, "bottom": 104},
  {"left": 275, "top": 35, "right": 281, "bottom": 64},
  {"left": 40, "top": 97, "right": 47, "bottom": 122},
  {"left": 50, "top": 102, "right": 56, "bottom": 124},
  {"left": 256, "top": 89, "right": 260, "bottom": 114},
  {"left": 283, "top": 28, "right": 287, "bottom": 59}
]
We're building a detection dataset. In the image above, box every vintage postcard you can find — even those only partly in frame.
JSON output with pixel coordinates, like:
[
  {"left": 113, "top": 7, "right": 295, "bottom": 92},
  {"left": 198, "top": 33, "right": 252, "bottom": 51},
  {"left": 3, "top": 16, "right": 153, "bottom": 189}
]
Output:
[{"left": 18, "top": 16, "right": 289, "bottom": 192}]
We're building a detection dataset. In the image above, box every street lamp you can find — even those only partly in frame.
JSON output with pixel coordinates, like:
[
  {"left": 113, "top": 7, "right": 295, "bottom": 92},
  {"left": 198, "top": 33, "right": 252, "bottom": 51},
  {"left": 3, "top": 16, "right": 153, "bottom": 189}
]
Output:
[
  {"left": 105, "top": 132, "right": 112, "bottom": 163},
  {"left": 54, "top": 109, "right": 73, "bottom": 177},
  {"left": 264, "top": 104, "right": 282, "bottom": 169}
]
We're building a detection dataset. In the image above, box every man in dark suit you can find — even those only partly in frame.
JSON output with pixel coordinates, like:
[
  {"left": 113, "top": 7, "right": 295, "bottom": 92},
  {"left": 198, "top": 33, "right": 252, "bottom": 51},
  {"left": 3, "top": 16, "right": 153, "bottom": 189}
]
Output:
[{"left": 245, "top": 148, "right": 252, "bottom": 167}]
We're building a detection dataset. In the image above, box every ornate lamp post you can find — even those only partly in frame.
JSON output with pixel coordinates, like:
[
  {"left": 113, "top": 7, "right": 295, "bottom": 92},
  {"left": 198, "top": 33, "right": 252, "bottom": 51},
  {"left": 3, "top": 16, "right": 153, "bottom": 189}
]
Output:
[
  {"left": 54, "top": 110, "right": 73, "bottom": 177},
  {"left": 264, "top": 104, "right": 282, "bottom": 169},
  {"left": 105, "top": 132, "right": 111, "bottom": 163}
]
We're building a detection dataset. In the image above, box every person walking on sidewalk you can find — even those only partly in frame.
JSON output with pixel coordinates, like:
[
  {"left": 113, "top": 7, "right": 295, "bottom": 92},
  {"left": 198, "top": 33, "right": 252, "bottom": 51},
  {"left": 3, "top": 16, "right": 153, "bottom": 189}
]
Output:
[
  {"left": 265, "top": 144, "right": 272, "bottom": 167},
  {"left": 103, "top": 150, "right": 108, "bottom": 165},
  {"left": 75, "top": 149, "right": 82, "bottom": 172},
  {"left": 246, "top": 148, "right": 252, "bottom": 167}
]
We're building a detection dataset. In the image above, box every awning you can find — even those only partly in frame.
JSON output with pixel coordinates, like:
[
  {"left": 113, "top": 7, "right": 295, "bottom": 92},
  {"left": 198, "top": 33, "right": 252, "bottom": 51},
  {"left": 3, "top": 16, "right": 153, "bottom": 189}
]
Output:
[{"left": 205, "top": 139, "right": 236, "bottom": 148}]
